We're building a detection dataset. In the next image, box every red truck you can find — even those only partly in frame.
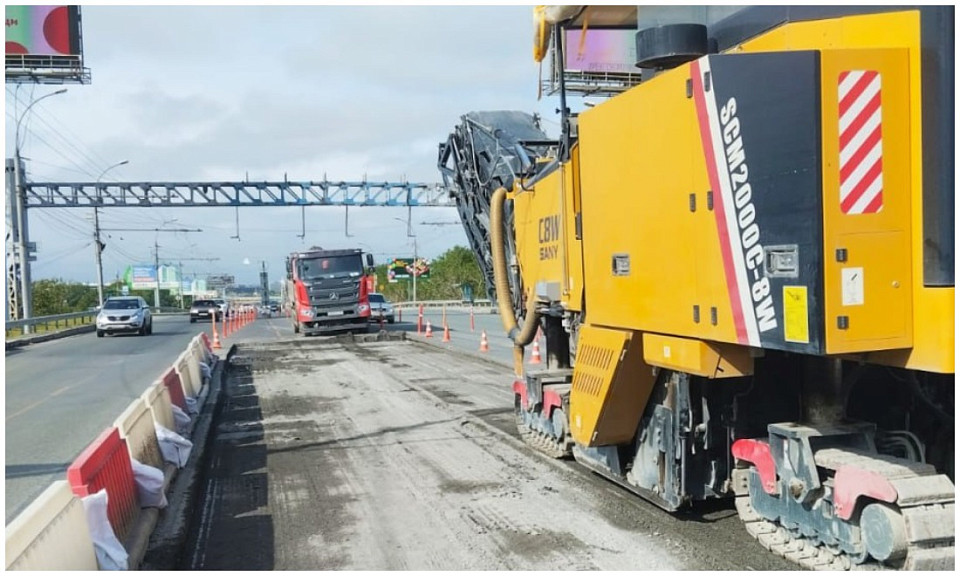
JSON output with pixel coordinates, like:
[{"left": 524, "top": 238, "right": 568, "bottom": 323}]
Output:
[{"left": 285, "top": 247, "right": 375, "bottom": 335}]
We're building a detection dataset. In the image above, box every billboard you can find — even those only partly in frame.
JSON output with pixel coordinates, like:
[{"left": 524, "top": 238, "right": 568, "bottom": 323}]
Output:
[
  {"left": 564, "top": 28, "right": 636, "bottom": 74},
  {"left": 6, "top": 5, "right": 89, "bottom": 84},
  {"left": 130, "top": 265, "right": 157, "bottom": 289},
  {"left": 125, "top": 264, "right": 181, "bottom": 290},
  {"left": 387, "top": 257, "right": 430, "bottom": 282},
  {"left": 6, "top": 6, "right": 80, "bottom": 56}
]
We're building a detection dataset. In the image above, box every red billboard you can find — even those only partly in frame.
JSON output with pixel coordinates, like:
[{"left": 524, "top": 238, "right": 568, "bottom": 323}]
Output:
[
  {"left": 6, "top": 5, "right": 88, "bottom": 84},
  {"left": 6, "top": 6, "right": 80, "bottom": 56}
]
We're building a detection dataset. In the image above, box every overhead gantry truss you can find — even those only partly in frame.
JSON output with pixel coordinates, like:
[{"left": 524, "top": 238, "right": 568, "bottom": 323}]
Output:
[{"left": 22, "top": 180, "right": 453, "bottom": 208}]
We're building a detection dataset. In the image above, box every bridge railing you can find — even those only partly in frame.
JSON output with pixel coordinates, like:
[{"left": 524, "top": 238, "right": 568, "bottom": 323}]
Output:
[
  {"left": 5, "top": 307, "right": 189, "bottom": 340},
  {"left": 5, "top": 311, "right": 98, "bottom": 338}
]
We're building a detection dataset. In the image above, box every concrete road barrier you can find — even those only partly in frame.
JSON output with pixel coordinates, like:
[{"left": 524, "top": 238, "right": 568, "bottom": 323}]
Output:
[
  {"left": 161, "top": 367, "right": 187, "bottom": 412},
  {"left": 66, "top": 428, "right": 140, "bottom": 544},
  {"left": 143, "top": 379, "right": 176, "bottom": 433},
  {"left": 115, "top": 398, "right": 165, "bottom": 471},
  {"left": 4, "top": 481, "right": 98, "bottom": 570},
  {"left": 5, "top": 331, "right": 219, "bottom": 569},
  {"left": 174, "top": 352, "right": 199, "bottom": 399}
]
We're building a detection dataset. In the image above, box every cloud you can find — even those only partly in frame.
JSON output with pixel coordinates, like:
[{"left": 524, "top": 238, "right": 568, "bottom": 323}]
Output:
[{"left": 6, "top": 5, "right": 553, "bottom": 284}]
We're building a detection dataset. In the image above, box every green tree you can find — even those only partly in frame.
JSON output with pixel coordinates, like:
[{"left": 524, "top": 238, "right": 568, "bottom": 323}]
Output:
[
  {"left": 31, "top": 279, "right": 98, "bottom": 315},
  {"left": 371, "top": 246, "right": 483, "bottom": 302}
]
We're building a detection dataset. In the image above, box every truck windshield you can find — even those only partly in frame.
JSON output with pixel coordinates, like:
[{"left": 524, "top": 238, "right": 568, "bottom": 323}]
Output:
[{"left": 298, "top": 255, "right": 362, "bottom": 280}]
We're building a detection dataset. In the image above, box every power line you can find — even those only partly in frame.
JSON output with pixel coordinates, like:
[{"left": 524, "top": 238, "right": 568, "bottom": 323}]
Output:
[{"left": 6, "top": 88, "right": 110, "bottom": 178}]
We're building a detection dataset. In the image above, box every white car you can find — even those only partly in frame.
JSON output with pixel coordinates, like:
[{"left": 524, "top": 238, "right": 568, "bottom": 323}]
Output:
[
  {"left": 368, "top": 293, "right": 394, "bottom": 323},
  {"left": 97, "top": 296, "right": 153, "bottom": 337},
  {"left": 213, "top": 298, "right": 230, "bottom": 317}
]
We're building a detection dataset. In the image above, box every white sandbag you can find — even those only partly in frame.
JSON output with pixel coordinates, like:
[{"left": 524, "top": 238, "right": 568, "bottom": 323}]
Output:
[
  {"left": 154, "top": 423, "right": 194, "bottom": 468},
  {"left": 184, "top": 395, "right": 199, "bottom": 416},
  {"left": 131, "top": 458, "right": 168, "bottom": 509},
  {"left": 199, "top": 361, "right": 212, "bottom": 381},
  {"left": 171, "top": 403, "right": 192, "bottom": 435},
  {"left": 81, "top": 489, "right": 129, "bottom": 570}
]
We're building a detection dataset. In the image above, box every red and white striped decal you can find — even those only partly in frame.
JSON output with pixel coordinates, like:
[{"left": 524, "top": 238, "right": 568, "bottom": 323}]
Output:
[{"left": 838, "top": 70, "right": 883, "bottom": 214}]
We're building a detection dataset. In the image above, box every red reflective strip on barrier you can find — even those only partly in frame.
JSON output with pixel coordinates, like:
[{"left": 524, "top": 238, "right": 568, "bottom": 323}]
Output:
[
  {"left": 512, "top": 380, "right": 527, "bottom": 410},
  {"left": 832, "top": 466, "right": 898, "bottom": 521},
  {"left": 200, "top": 332, "right": 212, "bottom": 352},
  {"left": 162, "top": 367, "right": 187, "bottom": 410},
  {"left": 731, "top": 438, "right": 778, "bottom": 495},
  {"left": 67, "top": 427, "right": 138, "bottom": 541}
]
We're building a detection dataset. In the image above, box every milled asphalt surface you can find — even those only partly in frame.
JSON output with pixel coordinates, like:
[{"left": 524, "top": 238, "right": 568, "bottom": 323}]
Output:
[{"left": 152, "top": 314, "right": 794, "bottom": 570}]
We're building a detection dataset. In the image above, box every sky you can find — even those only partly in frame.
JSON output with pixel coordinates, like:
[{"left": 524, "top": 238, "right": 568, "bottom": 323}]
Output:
[{"left": 5, "top": 4, "right": 562, "bottom": 286}]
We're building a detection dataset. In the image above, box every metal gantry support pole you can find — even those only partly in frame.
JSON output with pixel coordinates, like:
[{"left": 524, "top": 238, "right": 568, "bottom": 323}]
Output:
[
  {"left": 14, "top": 153, "right": 32, "bottom": 332},
  {"left": 6, "top": 159, "right": 20, "bottom": 320}
]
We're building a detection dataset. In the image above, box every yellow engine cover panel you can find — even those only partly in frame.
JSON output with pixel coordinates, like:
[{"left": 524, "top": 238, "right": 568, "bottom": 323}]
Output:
[
  {"left": 577, "top": 65, "right": 707, "bottom": 340},
  {"left": 513, "top": 153, "right": 583, "bottom": 312},
  {"left": 820, "top": 49, "right": 912, "bottom": 353},
  {"left": 569, "top": 325, "right": 655, "bottom": 447}
]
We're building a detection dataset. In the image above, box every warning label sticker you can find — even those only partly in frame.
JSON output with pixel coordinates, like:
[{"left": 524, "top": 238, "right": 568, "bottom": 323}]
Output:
[{"left": 783, "top": 285, "right": 809, "bottom": 344}]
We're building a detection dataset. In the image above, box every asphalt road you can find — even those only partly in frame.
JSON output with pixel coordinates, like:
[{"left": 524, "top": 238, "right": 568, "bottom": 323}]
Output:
[
  {"left": 179, "top": 335, "right": 794, "bottom": 570},
  {"left": 4, "top": 315, "right": 207, "bottom": 524}
]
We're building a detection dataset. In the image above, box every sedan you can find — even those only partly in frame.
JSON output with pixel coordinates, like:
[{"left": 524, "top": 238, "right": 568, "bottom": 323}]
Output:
[
  {"left": 97, "top": 296, "right": 153, "bottom": 337},
  {"left": 368, "top": 293, "right": 394, "bottom": 323},
  {"left": 190, "top": 299, "right": 223, "bottom": 323}
]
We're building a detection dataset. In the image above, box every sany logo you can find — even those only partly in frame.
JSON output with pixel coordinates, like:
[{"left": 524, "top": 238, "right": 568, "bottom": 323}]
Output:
[{"left": 538, "top": 214, "right": 560, "bottom": 261}]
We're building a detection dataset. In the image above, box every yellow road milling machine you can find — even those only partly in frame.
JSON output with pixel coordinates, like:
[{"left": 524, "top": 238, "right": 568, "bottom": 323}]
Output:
[{"left": 438, "top": 5, "right": 954, "bottom": 570}]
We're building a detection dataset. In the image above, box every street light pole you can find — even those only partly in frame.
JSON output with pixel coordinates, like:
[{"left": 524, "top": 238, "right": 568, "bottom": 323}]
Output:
[
  {"left": 94, "top": 160, "right": 129, "bottom": 307},
  {"left": 412, "top": 234, "right": 418, "bottom": 304},
  {"left": 13, "top": 88, "right": 67, "bottom": 330},
  {"left": 394, "top": 216, "right": 418, "bottom": 304}
]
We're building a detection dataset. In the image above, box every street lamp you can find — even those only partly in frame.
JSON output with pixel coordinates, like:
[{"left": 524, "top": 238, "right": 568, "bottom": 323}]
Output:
[
  {"left": 94, "top": 160, "right": 129, "bottom": 307},
  {"left": 393, "top": 217, "right": 418, "bottom": 303},
  {"left": 13, "top": 88, "right": 67, "bottom": 329}
]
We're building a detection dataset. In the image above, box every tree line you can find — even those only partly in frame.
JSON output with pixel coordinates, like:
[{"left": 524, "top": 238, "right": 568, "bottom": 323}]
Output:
[{"left": 370, "top": 245, "right": 484, "bottom": 303}]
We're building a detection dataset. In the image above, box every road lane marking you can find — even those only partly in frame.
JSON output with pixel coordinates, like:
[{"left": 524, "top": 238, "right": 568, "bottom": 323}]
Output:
[{"left": 7, "top": 385, "right": 74, "bottom": 420}]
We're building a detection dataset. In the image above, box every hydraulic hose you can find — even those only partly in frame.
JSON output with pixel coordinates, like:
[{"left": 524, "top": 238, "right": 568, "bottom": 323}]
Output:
[{"left": 490, "top": 186, "right": 540, "bottom": 376}]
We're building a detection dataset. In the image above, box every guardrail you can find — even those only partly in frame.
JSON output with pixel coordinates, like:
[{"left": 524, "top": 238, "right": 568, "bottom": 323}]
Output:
[
  {"left": 394, "top": 299, "right": 493, "bottom": 309},
  {"left": 5, "top": 311, "right": 98, "bottom": 338},
  {"left": 5, "top": 308, "right": 190, "bottom": 340}
]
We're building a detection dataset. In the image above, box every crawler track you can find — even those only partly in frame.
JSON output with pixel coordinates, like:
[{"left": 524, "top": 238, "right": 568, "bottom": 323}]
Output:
[{"left": 733, "top": 451, "right": 955, "bottom": 572}]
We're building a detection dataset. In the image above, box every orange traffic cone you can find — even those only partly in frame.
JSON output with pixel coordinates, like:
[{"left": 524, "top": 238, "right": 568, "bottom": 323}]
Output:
[
  {"left": 530, "top": 338, "right": 542, "bottom": 364},
  {"left": 479, "top": 330, "right": 489, "bottom": 352},
  {"left": 425, "top": 320, "right": 433, "bottom": 338},
  {"left": 212, "top": 318, "right": 222, "bottom": 349},
  {"left": 442, "top": 323, "right": 451, "bottom": 342}
]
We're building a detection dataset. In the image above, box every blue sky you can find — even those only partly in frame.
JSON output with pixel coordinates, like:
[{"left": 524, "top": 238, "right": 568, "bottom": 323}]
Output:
[{"left": 6, "top": 5, "right": 561, "bottom": 285}]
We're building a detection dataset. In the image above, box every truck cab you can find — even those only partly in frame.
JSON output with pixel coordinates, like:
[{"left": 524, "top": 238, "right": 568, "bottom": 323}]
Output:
[{"left": 285, "top": 247, "right": 375, "bottom": 335}]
